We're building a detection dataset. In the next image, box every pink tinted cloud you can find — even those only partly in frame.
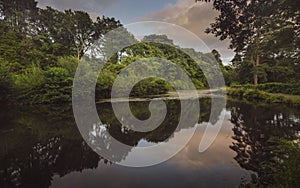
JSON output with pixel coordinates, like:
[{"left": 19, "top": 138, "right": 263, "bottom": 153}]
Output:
[{"left": 141, "top": 0, "right": 234, "bottom": 64}]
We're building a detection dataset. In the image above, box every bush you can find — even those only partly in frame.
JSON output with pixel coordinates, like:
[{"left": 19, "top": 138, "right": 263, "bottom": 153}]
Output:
[
  {"left": 130, "top": 78, "right": 169, "bottom": 97},
  {"left": 227, "top": 88, "right": 300, "bottom": 107},
  {"left": 40, "top": 68, "right": 73, "bottom": 103},
  {"left": 226, "top": 88, "right": 244, "bottom": 98},
  {"left": 14, "top": 64, "right": 45, "bottom": 89},
  {"left": 16, "top": 67, "right": 73, "bottom": 104},
  {"left": 57, "top": 56, "right": 79, "bottom": 77},
  {"left": 243, "top": 89, "right": 269, "bottom": 101},
  {"left": 231, "top": 83, "right": 300, "bottom": 95},
  {"left": 96, "top": 71, "right": 116, "bottom": 99}
]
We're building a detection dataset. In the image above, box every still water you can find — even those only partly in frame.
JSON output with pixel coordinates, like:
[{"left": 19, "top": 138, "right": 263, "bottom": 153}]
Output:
[{"left": 0, "top": 98, "right": 299, "bottom": 187}]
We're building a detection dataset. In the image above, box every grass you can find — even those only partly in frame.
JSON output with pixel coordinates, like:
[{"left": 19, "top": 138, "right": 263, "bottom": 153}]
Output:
[{"left": 227, "top": 88, "right": 300, "bottom": 107}]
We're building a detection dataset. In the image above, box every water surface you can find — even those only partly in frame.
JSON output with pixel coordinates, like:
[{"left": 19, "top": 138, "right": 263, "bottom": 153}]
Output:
[{"left": 0, "top": 99, "right": 299, "bottom": 187}]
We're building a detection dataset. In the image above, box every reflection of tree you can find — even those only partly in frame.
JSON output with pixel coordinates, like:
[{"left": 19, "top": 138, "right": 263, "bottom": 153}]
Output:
[
  {"left": 228, "top": 101, "right": 300, "bottom": 185},
  {"left": 0, "top": 134, "right": 103, "bottom": 187},
  {"left": 0, "top": 98, "right": 224, "bottom": 187},
  {"left": 97, "top": 98, "right": 224, "bottom": 145},
  {"left": 0, "top": 106, "right": 103, "bottom": 187},
  {"left": 98, "top": 101, "right": 179, "bottom": 146},
  {"left": 199, "top": 97, "right": 225, "bottom": 124}
]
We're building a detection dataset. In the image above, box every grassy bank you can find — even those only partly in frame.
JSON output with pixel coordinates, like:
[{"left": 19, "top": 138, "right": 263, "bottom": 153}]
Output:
[
  {"left": 227, "top": 87, "right": 300, "bottom": 107},
  {"left": 231, "top": 83, "right": 300, "bottom": 95}
]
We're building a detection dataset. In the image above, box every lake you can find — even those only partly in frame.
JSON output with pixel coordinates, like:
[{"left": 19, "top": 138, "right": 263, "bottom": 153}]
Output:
[{"left": 0, "top": 98, "right": 299, "bottom": 187}]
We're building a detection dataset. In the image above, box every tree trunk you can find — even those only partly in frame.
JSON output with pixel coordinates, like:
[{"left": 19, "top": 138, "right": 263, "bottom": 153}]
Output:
[
  {"left": 77, "top": 49, "right": 80, "bottom": 60},
  {"left": 253, "top": 54, "right": 260, "bottom": 85}
]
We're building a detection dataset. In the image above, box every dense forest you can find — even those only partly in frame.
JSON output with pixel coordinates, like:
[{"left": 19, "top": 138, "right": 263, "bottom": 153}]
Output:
[
  {"left": 0, "top": 0, "right": 299, "bottom": 105},
  {"left": 0, "top": 0, "right": 230, "bottom": 104},
  {"left": 0, "top": 1, "right": 300, "bottom": 187},
  {"left": 0, "top": 0, "right": 123, "bottom": 104}
]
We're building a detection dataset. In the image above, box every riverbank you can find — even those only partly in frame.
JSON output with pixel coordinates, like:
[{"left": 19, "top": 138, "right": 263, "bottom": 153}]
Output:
[
  {"left": 227, "top": 87, "right": 300, "bottom": 107},
  {"left": 97, "top": 89, "right": 225, "bottom": 103},
  {"left": 99, "top": 87, "right": 300, "bottom": 108}
]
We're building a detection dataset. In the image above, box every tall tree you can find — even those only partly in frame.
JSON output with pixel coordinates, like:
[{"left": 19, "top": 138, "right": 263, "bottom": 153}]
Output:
[
  {"left": 63, "top": 10, "right": 95, "bottom": 59},
  {"left": 197, "top": 0, "right": 300, "bottom": 84},
  {"left": 37, "top": 8, "right": 122, "bottom": 60},
  {"left": 0, "top": 0, "right": 38, "bottom": 34}
]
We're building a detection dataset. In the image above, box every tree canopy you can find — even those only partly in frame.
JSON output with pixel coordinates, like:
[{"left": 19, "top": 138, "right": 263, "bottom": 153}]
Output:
[{"left": 197, "top": 0, "right": 300, "bottom": 84}]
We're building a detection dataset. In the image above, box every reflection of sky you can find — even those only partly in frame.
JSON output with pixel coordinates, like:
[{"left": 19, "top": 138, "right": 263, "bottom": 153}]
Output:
[{"left": 51, "top": 110, "right": 251, "bottom": 188}]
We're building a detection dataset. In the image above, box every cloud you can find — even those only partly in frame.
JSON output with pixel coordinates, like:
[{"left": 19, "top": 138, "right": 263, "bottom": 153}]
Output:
[
  {"left": 36, "top": 0, "right": 234, "bottom": 63},
  {"left": 141, "top": 0, "right": 234, "bottom": 64},
  {"left": 37, "top": 0, "right": 115, "bottom": 21},
  {"left": 37, "top": 0, "right": 116, "bottom": 11}
]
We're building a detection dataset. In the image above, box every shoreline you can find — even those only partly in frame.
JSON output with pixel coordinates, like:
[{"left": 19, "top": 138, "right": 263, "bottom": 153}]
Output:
[
  {"left": 97, "top": 89, "right": 226, "bottom": 103},
  {"left": 227, "top": 88, "right": 300, "bottom": 107}
]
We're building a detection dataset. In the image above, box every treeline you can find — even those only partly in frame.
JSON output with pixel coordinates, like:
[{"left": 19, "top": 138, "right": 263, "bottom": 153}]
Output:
[
  {"left": 0, "top": 0, "right": 221, "bottom": 104},
  {"left": 0, "top": 0, "right": 123, "bottom": 103},
  {"left": 0, "top": 0, "right": 122, "bottom": 63}
]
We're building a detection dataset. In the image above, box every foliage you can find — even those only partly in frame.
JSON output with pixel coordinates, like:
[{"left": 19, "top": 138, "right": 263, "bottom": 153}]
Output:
[
  {"left": 94, "top": 40, "right": 216, "bottom": 99},
  {"left": 1, "top": 1, "right": 298, "bottom": 104},
  {"left": 199, "top": 0, "right": 300, "bottom": 84},
  {"left": 1, "top": 1, "right": 214, "bottom": 104},
  {"left": 231, "top": 83, "right": 300, "bottom": 95},
  {"left": 96, "top": 70, "right": 116, "bottom": 99},
  {"left": 14, "top": 64, "right": 45, "bottom": 90},
  {"left": 57, "top": 56, "right": 79, "bottom": 77},
  {"left": 0, "top": 59, "right": 13, "bottom": 101},
  {"left": 41, "top": 68, "right": 73, "bottom": 103},
  {"left": 15, "top": 67, "right": 73, "bottom": 104},
  {"left": 0, "top": 2, "right": 123, "bottom": 104},
  {"left": 130, "top": 78, "right": 170, "bottom": 97},
  {"left": 227, "top": 88, "right": 300, "bottom": 107}
]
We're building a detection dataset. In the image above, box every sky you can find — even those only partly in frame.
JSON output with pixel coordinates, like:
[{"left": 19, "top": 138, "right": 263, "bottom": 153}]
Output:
[{"left": 37, "top": 0, "right": 234, "bottom": 64}]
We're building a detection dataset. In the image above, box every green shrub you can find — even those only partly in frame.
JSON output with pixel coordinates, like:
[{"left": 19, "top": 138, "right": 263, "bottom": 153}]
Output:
[
  {"left": 96, "top": 71, "right": 116, "bottom": 99},
  {"left": 231, "top": 83, "right": 300, "bottom": 95},
  {"left": 227, "top": 88, "right": 300, "bottom": 107},
  {"left": 131, "top": 78, "right": 169, "bottom": 97},
  {"left": 14, "top": 64, "right": 45, "bottom": 89},
  {"left": 57, "top": 56, "right": 79, "bottom": 77},
  {"left": 16, "top": 67, "right": 73, "bottom": 104},
  {"left": 227, "top": 88, "right": 244, "bottom": 98},
  {"left": 242, "top": 89, "right": 269, "bottom": 101},
  {"left": 41, "top": 68, "right": 73, "bottom": 103}
]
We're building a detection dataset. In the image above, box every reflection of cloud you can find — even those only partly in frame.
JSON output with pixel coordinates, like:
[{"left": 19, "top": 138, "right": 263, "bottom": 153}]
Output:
[
  {"left": 170, "top": 112, "right": 235, "bottom": 169},
  {"left": 51, "top": 112, "right": 251, "bottom": 188},
  {"left": 141, "top": 0, "right": 234, "bottom": 64}
]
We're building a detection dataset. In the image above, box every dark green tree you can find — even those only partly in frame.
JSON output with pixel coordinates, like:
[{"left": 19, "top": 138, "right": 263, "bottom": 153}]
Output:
[
  {"left": 197, "top": 0, "right": 300, "bottom": 84},
  {"left": 0, "top": 0, "right": 38, "bottom": 34}
]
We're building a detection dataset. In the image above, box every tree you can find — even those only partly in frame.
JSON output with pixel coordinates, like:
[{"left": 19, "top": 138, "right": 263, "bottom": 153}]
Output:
[
  {"left": 37, "top": 7, "right": 73, "bottom": 57},
  {"left": 0, "top": 20, "right": 19, "bottom": 63},
  {"left": 197, "top": 0, "right": 300, "bottom": 84},
  {"left": 63, "top": 10, "right": 95, "bottom": 59},
  {"left": 93, "top": 16, "right": 122, "bottom": 38},
  {"left": 37, "top": 7, "right": 122, "bottom": 60},
  {"left": 0, "top": 0, "right": 38, "bottom": 34}
]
